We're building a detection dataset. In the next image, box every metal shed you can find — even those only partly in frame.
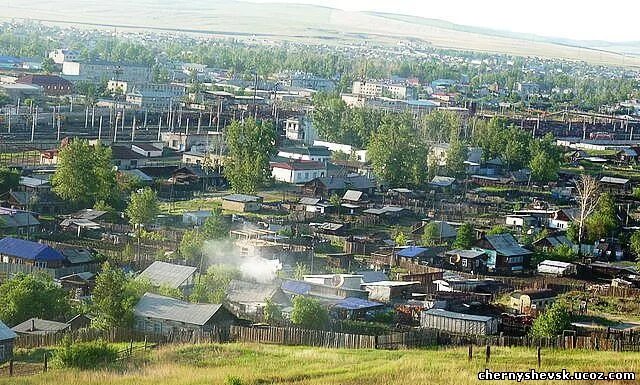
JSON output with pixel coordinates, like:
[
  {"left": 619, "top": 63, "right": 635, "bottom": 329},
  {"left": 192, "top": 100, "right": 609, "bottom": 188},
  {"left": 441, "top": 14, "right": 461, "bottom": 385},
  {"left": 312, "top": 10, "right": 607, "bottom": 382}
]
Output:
[{"left": 421, "top": 309, "right": 498, "bottom": 335}]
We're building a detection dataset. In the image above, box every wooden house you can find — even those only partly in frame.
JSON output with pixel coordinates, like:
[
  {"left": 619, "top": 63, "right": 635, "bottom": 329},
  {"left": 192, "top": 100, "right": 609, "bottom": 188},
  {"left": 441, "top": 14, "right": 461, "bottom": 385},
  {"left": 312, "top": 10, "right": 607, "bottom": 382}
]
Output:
[
  {"left": 444, "top": 249, "right": 488, "bottom": 274},
  {"left": 0, "top": 321, "right": 16, "bottom": 362},
  {"left": 137, "top": 261, "right": 198, "bottom": 293},
  {"left": 133, "top": 293, "right": 237, "bottom": 335},
  {"left": 225, "top": 279, "right": 290, "bottom": 317},
  {"left": 476, "top": 233, "right": 533, "bottom": 275},
  {"left": 302, "top": 175, "right": 376, "bottom": 198},
  {"left": 0, "top": 237, "right": 65, "bottom": 269},
  {"left": 222, "top": 194, "right": 263, "bottom": 213},
  {"left": 11, "top": 318, "right": 70, "bottom": 336}
]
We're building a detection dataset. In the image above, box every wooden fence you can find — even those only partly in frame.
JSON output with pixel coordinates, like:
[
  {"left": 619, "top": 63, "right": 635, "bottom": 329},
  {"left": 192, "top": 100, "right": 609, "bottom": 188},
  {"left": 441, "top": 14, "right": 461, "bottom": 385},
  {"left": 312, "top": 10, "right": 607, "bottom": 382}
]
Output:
[
  {"left": 13, "top": 327, "right": 227, "bottom": 349},
  {"left": 230, "top": 325, "right": 376, "bottom": 349}
]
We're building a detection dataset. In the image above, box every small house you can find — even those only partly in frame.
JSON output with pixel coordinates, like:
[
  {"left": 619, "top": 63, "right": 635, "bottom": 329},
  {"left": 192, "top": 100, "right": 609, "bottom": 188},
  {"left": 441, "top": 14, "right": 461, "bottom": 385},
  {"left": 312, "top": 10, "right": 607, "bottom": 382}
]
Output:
[
  {"left": 0, "top": 237, "right": 65, "bottom": 269},
  {"left": 477, "top": 233, "right": 533, "bottom": 275},
  {"left": 271, "top": 161, "right": 326, "bottom": 184},
  {"left": 537, "top": 260, "right": 577, "bottom": 276},
  {"left": 444, "top": 249, "right": 488, "bottom": 274},
  {"left": 225, "top": 279, "right": 290, "bottom": 316},
  {"left": 532, "top": 235, "right": 574, "bottom": 253},
  {"left": 137, "top": 261, "right": 198, "bottom": 292},
  {"left": 509, "top": 290, "right": 557, "bottom": 314},
  {"left": 421, "top": 309, "right": 498, "bottom": 335},
  {"left": 133, "top": 293, "right": 237, "bottom": 335},
  {"left": 362, "top": 281, "right": 420, "bottom": 303},
  {"left": 182, "top": 210, "right": 212, "bottom": 226},
  {"left": 222, "top": 194, "right": 263, "bottom": 213},
  {"left": 302, "top": 174, "right": 377, "bottom": 198},
  {"left": 12, "top": 318, "right": 70, "bottom": 336},
  {"left": 0, "top": 321, "right": 16, "bottom": 362},
  {"left": 599, "top": 176, "right": 631, "bottom": 194}
]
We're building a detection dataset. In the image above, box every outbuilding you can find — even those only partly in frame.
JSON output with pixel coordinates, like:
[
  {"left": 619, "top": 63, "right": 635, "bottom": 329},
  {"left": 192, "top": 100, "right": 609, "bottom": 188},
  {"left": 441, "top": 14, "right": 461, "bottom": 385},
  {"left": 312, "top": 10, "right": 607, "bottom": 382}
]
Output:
[
  {"left": 0, "top": 321, "right": 17, "bottom": 362},
  {"left": 222, "top": 194, "right": 263, "bottom": 213},
  {"left": 421, "top": 308, "right": 498, "bottom": 335}
]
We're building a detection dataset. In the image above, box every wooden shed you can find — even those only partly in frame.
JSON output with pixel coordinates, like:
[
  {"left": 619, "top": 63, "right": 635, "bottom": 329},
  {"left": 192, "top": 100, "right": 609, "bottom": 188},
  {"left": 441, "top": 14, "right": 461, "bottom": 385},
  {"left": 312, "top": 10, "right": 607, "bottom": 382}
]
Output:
[{"left": 421, "top": 309, "right": 498, "bottom": 335}]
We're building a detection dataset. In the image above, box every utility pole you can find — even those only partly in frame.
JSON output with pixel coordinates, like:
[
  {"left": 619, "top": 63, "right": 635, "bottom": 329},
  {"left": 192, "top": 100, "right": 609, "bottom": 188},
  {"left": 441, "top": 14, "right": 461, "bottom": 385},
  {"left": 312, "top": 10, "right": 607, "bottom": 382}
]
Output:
[{"left": 157, "top": 115, "right": 162, "bottom": 141}]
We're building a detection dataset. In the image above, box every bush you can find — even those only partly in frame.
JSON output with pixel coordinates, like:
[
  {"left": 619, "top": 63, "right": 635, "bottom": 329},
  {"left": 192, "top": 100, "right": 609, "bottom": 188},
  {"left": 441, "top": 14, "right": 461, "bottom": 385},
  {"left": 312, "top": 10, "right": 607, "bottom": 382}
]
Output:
[
  {"left": 290, "top": 296, "right": 329, "bottom": 330},
  {"left": 53, "top": 339, "right": 118, "bottom": 369},
  {"left": 225, "top": 376, "right": 244, "bottom": 385},
  {"left": 530, "top": 301, "right": 572, "bottom": 339}
]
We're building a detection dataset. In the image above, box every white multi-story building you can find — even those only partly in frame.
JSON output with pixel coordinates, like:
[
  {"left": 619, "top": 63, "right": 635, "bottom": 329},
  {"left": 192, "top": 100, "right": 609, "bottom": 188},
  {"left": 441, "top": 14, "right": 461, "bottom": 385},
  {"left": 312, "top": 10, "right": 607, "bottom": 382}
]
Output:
[
  {"left": 352, "top": 81, "right": 417, "bottom": 100},
  {"left": 62, "top": 61, "right": 151, "bottom": 83}
]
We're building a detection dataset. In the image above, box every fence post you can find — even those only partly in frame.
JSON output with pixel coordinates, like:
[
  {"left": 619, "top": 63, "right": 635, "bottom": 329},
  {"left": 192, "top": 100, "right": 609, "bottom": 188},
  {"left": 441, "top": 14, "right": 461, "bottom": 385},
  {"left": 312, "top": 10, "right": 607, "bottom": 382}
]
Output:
[
  {"left": 468, "top": 344, "right": 473, "bottom": 361},
  {"left": 144, "top": 335, "right": 148, "bottom": 351},
  {"left": 43, "top": 352, "right": 48, "bottom": 373},
  {"left": 485, "top": 344, "right": 490, "bottom": 364},
  {"left": 9, "top": 359, "right": 13, "bottom": 376},
  {"left": 129, "top": 339, "right": 134, "bottom": 356},
  {"left": 537, "top": 345, "right": 541, "bottom": 368}
]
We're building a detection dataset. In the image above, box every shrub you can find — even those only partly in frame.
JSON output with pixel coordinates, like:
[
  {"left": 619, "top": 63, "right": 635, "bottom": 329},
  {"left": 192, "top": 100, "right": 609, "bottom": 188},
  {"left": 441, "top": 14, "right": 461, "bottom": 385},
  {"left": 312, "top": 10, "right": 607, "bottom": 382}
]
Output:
[
  {"left": 530, "top": 301, "right": 572, "bottom": 339},
  {"left": 225, "top": 376, "right": 244, "bottom": 385},
  {"left": 290, "top": 296, "right": 329, "bottom": 330},
  {"left": 53, "top": 338, "right": 118, "bottom": 369}
]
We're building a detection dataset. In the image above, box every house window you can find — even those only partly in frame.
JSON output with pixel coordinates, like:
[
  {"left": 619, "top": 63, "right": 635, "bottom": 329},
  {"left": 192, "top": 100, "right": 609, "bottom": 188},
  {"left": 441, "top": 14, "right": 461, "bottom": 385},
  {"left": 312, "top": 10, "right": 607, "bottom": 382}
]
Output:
[
  {"left": 0, "top": 344, "right": 5, "bottom": 361},
  {"left": 462, "top": 259, "right": 468, "bottom": 268}
]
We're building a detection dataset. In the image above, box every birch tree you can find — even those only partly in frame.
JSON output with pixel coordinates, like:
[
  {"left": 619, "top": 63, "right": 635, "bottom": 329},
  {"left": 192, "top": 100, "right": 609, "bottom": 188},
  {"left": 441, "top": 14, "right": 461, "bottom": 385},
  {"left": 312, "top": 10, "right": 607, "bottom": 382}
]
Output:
[{"left": 574, "top": 174, "right": 600, "bottom": 255}]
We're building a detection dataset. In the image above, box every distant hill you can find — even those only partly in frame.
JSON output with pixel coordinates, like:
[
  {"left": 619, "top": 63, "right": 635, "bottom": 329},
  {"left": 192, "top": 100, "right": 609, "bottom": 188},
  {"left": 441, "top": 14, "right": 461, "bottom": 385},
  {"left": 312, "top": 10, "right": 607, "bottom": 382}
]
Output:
[{"left": 2, "top": 0, "right": 639, "bottom": 66}]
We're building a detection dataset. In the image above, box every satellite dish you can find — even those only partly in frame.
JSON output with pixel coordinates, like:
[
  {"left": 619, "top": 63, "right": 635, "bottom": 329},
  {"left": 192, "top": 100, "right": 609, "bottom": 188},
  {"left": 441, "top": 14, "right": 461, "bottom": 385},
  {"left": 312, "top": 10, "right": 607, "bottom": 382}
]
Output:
[{"left": 331, "top": 274, "right": 345, "bottom": 288}]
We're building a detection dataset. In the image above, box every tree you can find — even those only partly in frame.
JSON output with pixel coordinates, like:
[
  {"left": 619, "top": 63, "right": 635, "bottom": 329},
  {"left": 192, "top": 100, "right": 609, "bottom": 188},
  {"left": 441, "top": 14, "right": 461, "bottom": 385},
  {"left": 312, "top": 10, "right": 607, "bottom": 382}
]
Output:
[
  {"left": 0, "top": 273, "right": 72, "bottom": 326},
  {"left": 445, "top": 138, "right": 467, "bottom": 178},
  {"left": 394, "top": 231, "right": 407, "bottom": 247},
  {"left": 52, "top": 139, "right": 117, "bottom": 207},
  {"left": 263, "top": 299, "right": 283, "bottom": 323},
  {"left": 92, "top": 262, "right": 136, "bottom": 329},
  {"left": 201, "top": 207, "right": 231, "bottom": 239},
  {"left": 574, "top": 175, "right": 600, "bottom": 255},
  {"left": 487, "top": 225, "right": 511, "bottom": 235},
  {"left": 125, "top": 188, "right": 159, "bottom": 229},
  {"left": 550, "top": 244, "right": 577, "bottom": 262},
  {"left": 453, "top": 223, "right": 475, "bottom": 249},
  {"left": 529, "top": 133, "right": 561, "bottom": 183},
  {"left": 179, "top": 229, "right": 205, "bottom": 266},
  {"left": 422, "top": 222, "right": 441, "bottom": 246},
  {"left": 290, "top": 296, "right": 329, "bottom": 330},
  {"left": 630, "top": 230, "right": 640, "bottom": 258},
  {"left": 530, "top": 301, "right": 571, "bottom": 339},
  {"left": 41, "top": 57, "right": 56, "bottom": 74},
  {"left": 190, "top": 265, "right": 240, "bottom": 304},
  {"left": 225, "top": 119, "right": 276, "bottom": 193},
  {"left": 419, "top": 110, "right": 460, "bottom": 142},
  {"left": 585, "top": 192, "right": 618, "bottom": 243},
  {"left": 368, "top": 114, "right": 428, "bottom": 187},
  {"left": 0, "top": 167, "right": 20, "bottom": 194}
]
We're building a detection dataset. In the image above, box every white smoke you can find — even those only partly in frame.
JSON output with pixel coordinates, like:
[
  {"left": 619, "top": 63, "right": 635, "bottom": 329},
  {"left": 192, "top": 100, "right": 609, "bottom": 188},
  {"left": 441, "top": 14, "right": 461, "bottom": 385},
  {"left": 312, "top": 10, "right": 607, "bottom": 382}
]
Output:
[{"left": 201, "top": 238, "right": 282, "bottom": 283}]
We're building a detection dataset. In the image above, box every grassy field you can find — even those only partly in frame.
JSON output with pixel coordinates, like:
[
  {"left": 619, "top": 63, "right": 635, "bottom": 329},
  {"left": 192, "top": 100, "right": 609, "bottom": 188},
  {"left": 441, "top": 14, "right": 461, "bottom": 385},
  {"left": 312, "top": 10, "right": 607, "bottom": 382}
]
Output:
[{"left": 2, "top": 343, "right": 639, "bottom": 385}]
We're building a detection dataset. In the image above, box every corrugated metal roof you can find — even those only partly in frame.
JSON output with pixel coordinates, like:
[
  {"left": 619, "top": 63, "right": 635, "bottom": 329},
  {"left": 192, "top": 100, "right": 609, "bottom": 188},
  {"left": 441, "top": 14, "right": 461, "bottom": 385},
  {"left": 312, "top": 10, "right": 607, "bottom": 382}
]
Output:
[
  {"left": 0, "top": 237, "right": 64, "bottom": 261},
  {"left": 600, "top": 176, "right": 630, "bottom": 185},
  {"left": 397, "top": 246, "right": 427, "bottom": 258},
  {"left": 0, "top": 320, "right": 17, "bottom": 341},
  {"left": 281, "top": 280, "right": 311, "bottom": 295},
  {"left": 430, "top": 176, "right": 456, "bottom": 187},
  {"left": 223, "top": 194, "right": 261, "bottom": 203},
  {"left": 484, "top": 234, "right": 532, "bottom": 257},
  {"left": 134, "top": 293, "right": 223, "bottom": 326},
  {"left": 342, "top": 190, "right": 364, "bottom": 202},
  {"left": 356, "top": 271, "right": 388, "bottom": 283},
  {"left": 423, "top": 309, "right": 494, "bottom": 322},
  {"left": 335, "top": 297, "right": 384, "bottom": 310},
  {"left": 138, "top": 261, "right": 197, "bottom": 289},
  {"left": 226, "top": 280, "right": 279, "bottom": 304},
  {"left": 12, "top": 318, "right": 70, "bottom": 334}
]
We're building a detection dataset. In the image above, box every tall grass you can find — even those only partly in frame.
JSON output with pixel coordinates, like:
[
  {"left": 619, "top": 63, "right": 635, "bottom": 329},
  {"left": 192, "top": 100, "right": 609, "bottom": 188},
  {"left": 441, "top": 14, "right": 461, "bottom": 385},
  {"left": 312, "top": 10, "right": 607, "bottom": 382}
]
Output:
[{"left": 2, "top": 343, "right": 639, "bottom": 385}]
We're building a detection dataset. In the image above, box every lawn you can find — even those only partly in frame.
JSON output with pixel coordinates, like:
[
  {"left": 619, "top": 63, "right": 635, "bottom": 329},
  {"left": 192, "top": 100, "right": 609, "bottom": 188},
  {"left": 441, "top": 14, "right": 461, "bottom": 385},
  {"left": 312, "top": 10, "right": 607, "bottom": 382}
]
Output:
[
  {"left": 159, "top": 197, "right": 223, "bottom": 214},
  {"left": 2, "top": 343, "right": 639, "bottom": 385}
]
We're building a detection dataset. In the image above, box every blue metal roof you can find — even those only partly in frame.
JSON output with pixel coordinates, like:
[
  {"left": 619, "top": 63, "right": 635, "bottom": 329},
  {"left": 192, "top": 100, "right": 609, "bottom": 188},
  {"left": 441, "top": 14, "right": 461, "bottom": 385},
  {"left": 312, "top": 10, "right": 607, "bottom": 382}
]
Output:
[
  {"left": 334, "top": 297, "right": 384, "bottom": 311},
  {"left": 281, "top": 280, "right": 311, "bottom": 295},
  {"left": 397, "top": 246, "right": 427, "bottom": 258},
  {"left": 0, "top": 237, "right": 64, "bottom": 262}
]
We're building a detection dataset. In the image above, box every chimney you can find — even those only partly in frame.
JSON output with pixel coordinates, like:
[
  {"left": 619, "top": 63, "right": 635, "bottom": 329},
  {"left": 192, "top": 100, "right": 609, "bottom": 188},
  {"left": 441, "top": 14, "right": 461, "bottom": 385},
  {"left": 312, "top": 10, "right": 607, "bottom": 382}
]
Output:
[{"left": 31, "top": 319, "right": 35, "bottom": 332}]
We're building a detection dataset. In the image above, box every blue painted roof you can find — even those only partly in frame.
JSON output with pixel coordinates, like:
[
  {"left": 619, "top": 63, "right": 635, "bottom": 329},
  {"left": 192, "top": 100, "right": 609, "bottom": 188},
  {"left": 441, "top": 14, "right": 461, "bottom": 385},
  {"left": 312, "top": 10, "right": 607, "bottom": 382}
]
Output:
[
  {"left": 397, "top": 246, "right": 427, "bottom": 258},
  {"left": 281, "top": 280, "right": 311, "bottom": 295},
  {"left": 335, "top": 297, "right": 384, "bottom": 310},
  {"left": 0, "top": 237, "right": 64, "bottom": 262}
]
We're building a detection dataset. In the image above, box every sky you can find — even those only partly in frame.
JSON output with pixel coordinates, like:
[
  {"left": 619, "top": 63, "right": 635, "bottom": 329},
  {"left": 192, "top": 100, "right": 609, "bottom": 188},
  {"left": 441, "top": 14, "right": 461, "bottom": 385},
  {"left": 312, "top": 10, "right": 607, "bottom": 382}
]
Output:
[{"left": 248, "top": 0, "right": 638, "bottom": 42}]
